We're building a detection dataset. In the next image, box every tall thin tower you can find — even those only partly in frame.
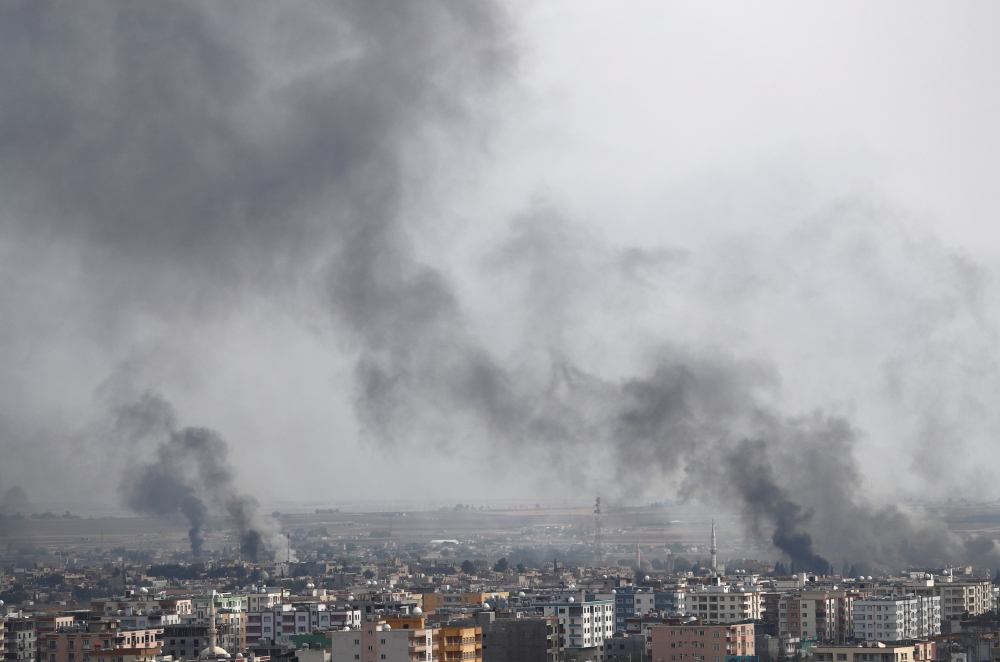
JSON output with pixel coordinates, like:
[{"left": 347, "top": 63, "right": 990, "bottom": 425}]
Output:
[
  {"left": 593, "top": 495, "right": 605, "bottom": 566},
  {"left": 710, "top": 519, "right": 718, "bottom": 577}
]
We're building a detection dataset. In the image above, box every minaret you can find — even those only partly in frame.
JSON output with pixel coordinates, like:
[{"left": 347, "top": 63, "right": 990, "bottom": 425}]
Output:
[
  {"left": 207, "top": 597, "right": 218, "bottom": 653},
  {"left": 710, "top": 519, "right": 718, "bottom": 577}
]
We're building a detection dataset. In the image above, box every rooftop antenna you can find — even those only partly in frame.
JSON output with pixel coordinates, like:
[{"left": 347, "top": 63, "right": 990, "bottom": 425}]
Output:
[{"left": 593, "top": 495, "right": 605, "bottom": 567}]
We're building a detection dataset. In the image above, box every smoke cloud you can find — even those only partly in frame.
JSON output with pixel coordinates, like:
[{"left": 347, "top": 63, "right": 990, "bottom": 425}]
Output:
[
  {"left": 0, "top": 2, "right": 997, "bottom": 574},
  {"left": 116, "top": 392, "right": 283, "bottom": 558}
]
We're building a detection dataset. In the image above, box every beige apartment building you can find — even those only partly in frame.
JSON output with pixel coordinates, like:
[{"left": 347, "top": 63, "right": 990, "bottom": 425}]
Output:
[
  {"left": 327, "top": 621, "right": 437, "bottom": 662},
  {"left": 778, "top": 590, "right": 855, "bottom": 642},
  {"left": 650, "top": 622, "right": 755, "bottom": 662},
  {"left": 683, "top": 586, "right": 763, "bottom": 623},
  {"left": 38, "top": 623, "right": 162, "bottom": 662}
]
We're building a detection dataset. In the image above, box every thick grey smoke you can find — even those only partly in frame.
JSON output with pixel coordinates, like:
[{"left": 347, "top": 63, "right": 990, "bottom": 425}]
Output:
[
  {"left": 0, "top": 1, "right": 996, "bottom": 574},
  {"left": 116, "top": 392, "right": 280, "bottom": 557}
]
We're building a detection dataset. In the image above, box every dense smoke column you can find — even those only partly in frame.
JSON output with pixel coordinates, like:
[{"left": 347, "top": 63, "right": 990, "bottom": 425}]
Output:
[
  {"left": 117, "top": 392, "right": 278, "bottom": 557},
  {"left": 226, "top": 495, "right": 265, "bottom": 562}
]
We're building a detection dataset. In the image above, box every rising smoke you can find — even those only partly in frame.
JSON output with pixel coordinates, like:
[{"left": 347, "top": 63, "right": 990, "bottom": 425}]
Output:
[
  {"left": 0, "top": 2, "right": 996, "bottom": 573},
  {"left": 116, "top": 392, "right": 284, "bottom": 559}
]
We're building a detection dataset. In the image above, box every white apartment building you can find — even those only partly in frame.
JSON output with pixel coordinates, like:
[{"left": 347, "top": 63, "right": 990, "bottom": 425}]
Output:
[
  {"left": 684, "top": 585, "right": 763, "bottom": 623},
  {"left": 246, "top": 604, "right": 361, "bottom": 644},
  {"left": 873, "top": 576, "right": 991, "bottom": 619},
  {"left": 536, "top": 597, "right": 614, "bottom": 652},
  {"left": 852, "top": 596, "right": 940, "bottom": 642}
]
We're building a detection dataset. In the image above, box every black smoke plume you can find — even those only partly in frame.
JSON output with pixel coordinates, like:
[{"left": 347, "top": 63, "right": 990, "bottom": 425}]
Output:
[
  {"left": 0, "top": 2, "right": 993, "bottom": 573},
  {"left": 117, "top": 392, "right": 279, "bottom": 558}
]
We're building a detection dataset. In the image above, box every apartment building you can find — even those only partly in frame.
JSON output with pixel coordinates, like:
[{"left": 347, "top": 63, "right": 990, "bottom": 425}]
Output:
[
  {"left": 162, "top": 617, "right": 243, "bottom": 660},
  {"left": 536, "top": 597, "right": 614, "bottom": 655},
  {"left": 852, "top": 597, "right": 940, "bottom": 642},
  {"left": 683, "top": 585, "right": 763, "bottom": 624},
  {"left": 812, "top": 641, "right": 935, "bottom": 662},
  {"left": 247, "top": 587, "right": 284, "bottom": 613},
  {"left": 328, "top": 621, "right": 436, "bottom": 662},
  {"left": 436, "top": 626, "right": 482, "bottom": 662},
  {"left": 649, "top": 622, "right": 755, "bottom": 662},
  {"left": 421, "top": 593, "right": 508, "bottom": 614},
  {"left": 482, "top": 616, "right": 560, "bottom": 662},
  {"left": 777, "top": 590, "right": 855, "bottom": 642},
  {"left": 2, "top": 617, "right": 35, "bottom": 662},
  {"left": 38, "top": 624, "right": 162, "bottom": 662},
  {"left": 935, "top": 580, "right": 991, "bottom": 618},
  {"left": 871, "top": 576, "right": 991, "bottom": 619},
  {"left": 246, "top": 604, "right": 361, "bottom": 645}
]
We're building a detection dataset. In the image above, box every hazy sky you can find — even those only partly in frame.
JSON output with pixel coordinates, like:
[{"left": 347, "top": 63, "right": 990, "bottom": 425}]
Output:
[{"left": 2, "top": 1, "right": 1000, "bottom": 525}]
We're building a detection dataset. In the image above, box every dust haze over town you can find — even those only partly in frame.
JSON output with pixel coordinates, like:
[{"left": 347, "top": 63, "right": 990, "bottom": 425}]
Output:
[{"left": 4, "top": 0, "right": 1000, "bottom": 598}]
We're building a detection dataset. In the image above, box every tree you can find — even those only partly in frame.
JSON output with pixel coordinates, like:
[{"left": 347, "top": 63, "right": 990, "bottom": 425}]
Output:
[
  {"left": 461, "top": 560, "right": 476, "bottom": 575},
  {"left": 493, "top": 557, "right": 509, "bottom": 573},
  {"left": 516, "top": 563, "right": 526, "bottom": 573},
  {"left": 363, "top": 569, "right": 375, "bottom": 580}
]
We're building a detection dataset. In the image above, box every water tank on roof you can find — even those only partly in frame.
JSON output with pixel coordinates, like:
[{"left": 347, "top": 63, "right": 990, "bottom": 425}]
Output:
[
  {"left": 568, "top": 597, "right": 575, "bottom": 603},
  {"left": 384, "top": 625, "right": 390, "bottom": 631},
  {"left": 413, "top": 607, "right": 422, "bottom": 614}
]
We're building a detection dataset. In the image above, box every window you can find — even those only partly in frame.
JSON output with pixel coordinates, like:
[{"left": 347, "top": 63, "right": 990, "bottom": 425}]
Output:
[
  {"left": 68, "top": 641, "right": 76, "bottom": 650},
  {"left": 713, "top": 632, "right": 720, "bottom": 638}
]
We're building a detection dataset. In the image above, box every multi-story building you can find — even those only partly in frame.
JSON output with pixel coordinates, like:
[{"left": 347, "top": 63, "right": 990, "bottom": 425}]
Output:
[
  {"left": 328, "top": 620, "right": 436, "bottom": 662},
  {"left": 2, "top": 617, "right": 35, "bottom": 662},
  {"left": 436, "top": 626, "right": 482, "bottom": 662},
  {"left": 603, "top": 633, "right": 646, "bottom": 661},
  {"left": 482, "top": 616, "right": 560, "bottom": 662},
  {"left": 92, "top": 595, "right": 193, "bottom": 617},
  {"left": 851, "top": 597, "right": 940, "bottom": 642},
  {"left": 38, "top": 624, "right": 162, "bottom": 662},
  {"left": 245, "top": 603, "right": 361, "bottom": 645},
  {"left": 934, "top": 580, "right": 991, "bottom": 619},
  {"left": 603, "top": 588, "right": 661, "bottom": 633},
  {"left": 421, "top": 593, "right": 508, "bottom": 614},
  {"left": 777, "top": 590, "right": 856, "bottom": 642},
  {"left": 649, "top": 621, "right": 755, "bottom": 662},
  {"left": 162, "top": 614, "right": 243, "bottom": 661},
  {"left": 192, "top": 593, "right": 249, "bottom": 615},
  {"left": 683, "top": 585, "right": 763, "bottom": 624},
  {"left": 247, "top": 587, "right": 284, "bottom": 613},
  {"left": 812, "top": 640, "right": 935, "bottom": 662},
  {"left": 536, "top": 597, "right": 614, "bottom": 656},
  {"left": 871, "top": 576, "right": 991, "bottom": 619}
]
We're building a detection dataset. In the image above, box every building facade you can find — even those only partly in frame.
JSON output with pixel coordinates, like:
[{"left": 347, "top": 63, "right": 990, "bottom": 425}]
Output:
[
  {"left": 649, "top": 622, "right": 755, "bottom": 662},
  {"left": 537, "top": 598, "right": 614, "bottom": 656},
  {"left": 683, "top": 586, "right": 762, "bottom": 624},
  {"left": 852, "top": 597, "right": 940, "bottom": 642}
]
